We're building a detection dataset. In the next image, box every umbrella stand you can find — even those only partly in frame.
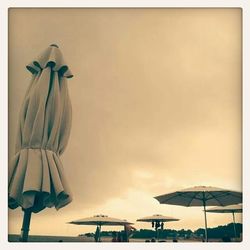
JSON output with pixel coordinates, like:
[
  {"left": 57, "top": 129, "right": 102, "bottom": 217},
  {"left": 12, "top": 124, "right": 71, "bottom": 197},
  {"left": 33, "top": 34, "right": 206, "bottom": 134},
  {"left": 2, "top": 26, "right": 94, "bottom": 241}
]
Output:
[
  {"left": 20, "top": 209, "right": 32, "bottom": 242},
  {"left": 232, "top": 212, "right": 237, "bottom": 239}
]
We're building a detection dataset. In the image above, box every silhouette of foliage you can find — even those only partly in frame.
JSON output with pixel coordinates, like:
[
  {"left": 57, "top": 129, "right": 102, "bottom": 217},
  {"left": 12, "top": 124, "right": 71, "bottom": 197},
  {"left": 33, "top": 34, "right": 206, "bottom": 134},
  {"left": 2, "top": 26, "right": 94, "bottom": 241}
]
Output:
[
  {"left": 84, "top": 223, "right": 242, "bottom": 240},
  {"left": 194, "top": 223, "right": 242, "bottom": 239}
]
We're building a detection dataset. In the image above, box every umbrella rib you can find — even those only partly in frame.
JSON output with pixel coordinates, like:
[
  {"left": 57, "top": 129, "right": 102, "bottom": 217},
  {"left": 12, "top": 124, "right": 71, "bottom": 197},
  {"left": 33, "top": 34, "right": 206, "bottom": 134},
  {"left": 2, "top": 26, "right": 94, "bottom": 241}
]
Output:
[
  {"left": 160, "top": 193, "right": 182, "bottom": 204},
  {"left": 174, "top": 192, "right": 204, "bottom": 206},
  {"left": 186, "top": 192, "right": 200, "bottom": 207},
  {"left": 182, "top": 192, "right": 205, "bottom": 202},
  {"left": 208, "top": 192, "right": 224, "bottom": 206},
  {"left": 206, "top": 191, "right": 240, "bottom": 202},
  {"left": 215, "top": 191, "right": 234, "bottom": 199},
  {"left": 223, "top": 192, "right": 242, "bottom": 199},
  {"left": 201, "top": 191, "right": 242, "bottom": 205}
]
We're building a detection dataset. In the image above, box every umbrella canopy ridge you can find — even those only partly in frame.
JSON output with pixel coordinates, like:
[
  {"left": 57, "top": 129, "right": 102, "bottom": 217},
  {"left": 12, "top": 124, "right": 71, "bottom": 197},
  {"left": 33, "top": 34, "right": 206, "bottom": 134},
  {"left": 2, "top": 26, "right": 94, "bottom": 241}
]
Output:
[
  {"left": 69, "top": 214, "right": 133, "bottom": 226},
  {"left": 8, "top": 44, "right": 73, "bottom": 213},
  {"left": 137, "top": 214, "right": 179, "bottom": 222}
]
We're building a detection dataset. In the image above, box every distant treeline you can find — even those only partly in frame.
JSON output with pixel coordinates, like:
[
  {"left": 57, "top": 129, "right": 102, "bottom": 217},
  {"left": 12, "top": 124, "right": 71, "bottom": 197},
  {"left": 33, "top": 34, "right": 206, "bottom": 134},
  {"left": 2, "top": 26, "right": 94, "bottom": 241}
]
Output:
[
  {"left": 84, "top": 223, "right": 242, "bottom": 239},
  {"left": 195, "top": 223, "right": 242, "bottom": 239}
]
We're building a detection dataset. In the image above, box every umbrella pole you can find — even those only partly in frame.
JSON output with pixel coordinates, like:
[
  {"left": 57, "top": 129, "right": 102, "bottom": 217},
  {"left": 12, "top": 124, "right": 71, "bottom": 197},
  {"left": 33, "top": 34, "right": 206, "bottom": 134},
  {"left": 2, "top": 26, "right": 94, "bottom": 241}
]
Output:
[
  {"left": 202, "top": 198, "right": 208, "bottom": 242},
  {"left": 99, "top": 225, "right": 102, "bottom": 242},
  {"left": 154, "top": 222, "right": 159, "bottom": 241},
  {"left": 20, "top": 209, "right": 32, "bottom": 242},
  {"left": 232, "top": 212, "right": 237, "bottom": 239}
]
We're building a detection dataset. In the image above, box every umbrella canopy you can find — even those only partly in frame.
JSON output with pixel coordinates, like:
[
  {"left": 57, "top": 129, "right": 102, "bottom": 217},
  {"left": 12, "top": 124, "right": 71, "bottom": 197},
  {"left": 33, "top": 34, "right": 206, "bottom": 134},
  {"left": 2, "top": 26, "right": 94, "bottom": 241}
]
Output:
[
  {"left": 69, "top": 214, "right": 133, "bottom": 226},
  {"left": 154, "top": 186, "right": 242, "bottom": 242},
  {"left": 8, "top": 44, "right": 73, "bottom": 240},
  {"left": 137, "top": 214, "right": 179, "bottom": 222},
  {"left": 154, "top": 186, "right": 242, "bottom": 207},
  {"left": 69, "top": 215, "right": 133, "bottom": 242},
  {"left": 206, "top": 204, "right": 242, "bottom": 214},
  {"left": 206, "top": 204, "right": 242, "bottom": 239},
  {"left": 137, "top": 214, "right": 179, "bottom": 241}
]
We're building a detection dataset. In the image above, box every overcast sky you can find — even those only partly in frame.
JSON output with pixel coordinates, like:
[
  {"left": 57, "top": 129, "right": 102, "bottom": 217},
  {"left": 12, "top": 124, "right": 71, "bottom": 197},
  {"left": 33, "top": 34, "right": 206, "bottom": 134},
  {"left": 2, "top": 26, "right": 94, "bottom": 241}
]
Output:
[{"left": 8, "top": 8, "right": 242, "bottom": 236}]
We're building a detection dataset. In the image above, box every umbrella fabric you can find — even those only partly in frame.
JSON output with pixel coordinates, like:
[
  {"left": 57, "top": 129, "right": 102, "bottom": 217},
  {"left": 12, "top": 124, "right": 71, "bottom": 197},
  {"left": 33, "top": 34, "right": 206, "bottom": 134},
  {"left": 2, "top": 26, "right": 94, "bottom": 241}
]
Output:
[
  {"left": 8, "top": 44, "right": 73, "bottom": 213},
  {"left": 137, "top": 214, "right": 179, "bottom": 222},
  {"left": 154, "top": 186, "right": 242, "bottom": 207},
  {"left": 69, "top": 214, "right": 133, "bottom": 226},
  {"left": 206, "top": 204, "right": 242, "bottom": 213}
]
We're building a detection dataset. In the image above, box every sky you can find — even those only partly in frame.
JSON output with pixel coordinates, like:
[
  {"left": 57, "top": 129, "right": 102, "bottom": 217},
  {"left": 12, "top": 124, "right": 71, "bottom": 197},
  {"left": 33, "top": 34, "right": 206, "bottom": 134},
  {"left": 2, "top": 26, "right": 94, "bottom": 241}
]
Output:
[{"left": 8, "top": 8, "right": 242, "bottom": 236}]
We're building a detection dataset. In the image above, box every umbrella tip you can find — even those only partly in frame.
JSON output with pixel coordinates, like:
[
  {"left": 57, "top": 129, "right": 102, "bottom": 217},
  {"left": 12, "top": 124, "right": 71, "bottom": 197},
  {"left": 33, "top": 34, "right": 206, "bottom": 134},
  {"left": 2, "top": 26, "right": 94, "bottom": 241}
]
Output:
[{"left": 50, "top": 44, "right": 59, "bottom": 48}]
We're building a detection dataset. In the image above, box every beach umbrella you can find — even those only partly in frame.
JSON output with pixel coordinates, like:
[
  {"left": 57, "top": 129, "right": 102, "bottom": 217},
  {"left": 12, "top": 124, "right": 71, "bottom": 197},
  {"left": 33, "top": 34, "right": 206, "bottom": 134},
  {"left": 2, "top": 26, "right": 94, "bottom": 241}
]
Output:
[
  {"left": 137, "top": 214, "right": 179, "bottom": 241},
  {"left": 206, "top": 204, "right": 242, "bottom": 239},
  {"left": 69, "top": 214, "right": 133, "bottom": 242},
  {"left": 8, "top": 44, "right": 73, "bottom": 241},
  {"left": 154, "top": 186, "right": 242, "bottom": 242}
]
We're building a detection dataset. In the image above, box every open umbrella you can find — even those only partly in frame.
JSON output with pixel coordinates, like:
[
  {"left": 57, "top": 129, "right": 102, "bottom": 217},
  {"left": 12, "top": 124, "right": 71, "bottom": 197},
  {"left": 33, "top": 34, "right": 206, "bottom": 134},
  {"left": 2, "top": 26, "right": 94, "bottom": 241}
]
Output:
[
  {"left": 206, "top": 204, "right": 242, "bottom": 239},
  {"left": 137, "top": 214, "right": 179, "bottom": 241},
  {"left": 69, "top": 214, "right": 133, "bottom": 242},
  {"left": 154, "top": 186, "right": 242, "bottom": 242},
  {"left": 8, "top": 44, "right": 73, "bottom": 241}
]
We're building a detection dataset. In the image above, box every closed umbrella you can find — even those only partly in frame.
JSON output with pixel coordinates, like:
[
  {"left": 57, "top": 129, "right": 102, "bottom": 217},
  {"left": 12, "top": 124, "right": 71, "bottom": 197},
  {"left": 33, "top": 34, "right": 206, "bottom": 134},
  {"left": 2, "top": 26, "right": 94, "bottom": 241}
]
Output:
[
  {"left": 69, "top": 214, "right": 133, "bottom": 242},
  {"left": 154, "top": 186, "right": 242, "bottom": 242},
  {"left": 206, "top": 204, "right": 242, "bottom": 239},
  {"left": 8, "top": 44, "right": 73, "bottom": 241},
  {"left": 137, "top": 214, "right": 179, "bottom": 241}
]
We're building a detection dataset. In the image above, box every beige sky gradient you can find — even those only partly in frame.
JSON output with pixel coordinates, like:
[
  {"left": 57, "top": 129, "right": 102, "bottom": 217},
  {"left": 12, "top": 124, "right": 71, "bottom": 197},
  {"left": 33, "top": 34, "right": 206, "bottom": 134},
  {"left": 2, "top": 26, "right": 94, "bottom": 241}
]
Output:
[{"left": 8, "top": 8, "right": 242, "bottom": 236}]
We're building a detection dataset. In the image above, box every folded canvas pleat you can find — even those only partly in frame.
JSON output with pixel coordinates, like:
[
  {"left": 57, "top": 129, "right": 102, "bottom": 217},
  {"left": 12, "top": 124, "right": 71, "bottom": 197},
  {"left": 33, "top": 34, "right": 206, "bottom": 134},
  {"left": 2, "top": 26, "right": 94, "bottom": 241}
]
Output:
[{"left": 8, "top": 149, "right": 72, "bottom": 212}]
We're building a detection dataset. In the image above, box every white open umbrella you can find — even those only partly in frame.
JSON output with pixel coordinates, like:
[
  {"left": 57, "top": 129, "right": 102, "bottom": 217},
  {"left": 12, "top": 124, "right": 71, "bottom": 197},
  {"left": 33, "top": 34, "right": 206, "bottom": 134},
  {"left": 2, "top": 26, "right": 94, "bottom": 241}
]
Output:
[
  {"left": 8, "top": 44, "right": 73, "bottom": 241},
  {"left": 137, "top": 214, "right": 179, "bottom": 241},
  {"left": 154, "top": 186, "right": 242, "bottom": 242},
  {"left": 206, "top": 204, "right": 242, "bottom": 239},
  {"left": 69, "top": 214, "right": 133, "bottom": 242}
]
